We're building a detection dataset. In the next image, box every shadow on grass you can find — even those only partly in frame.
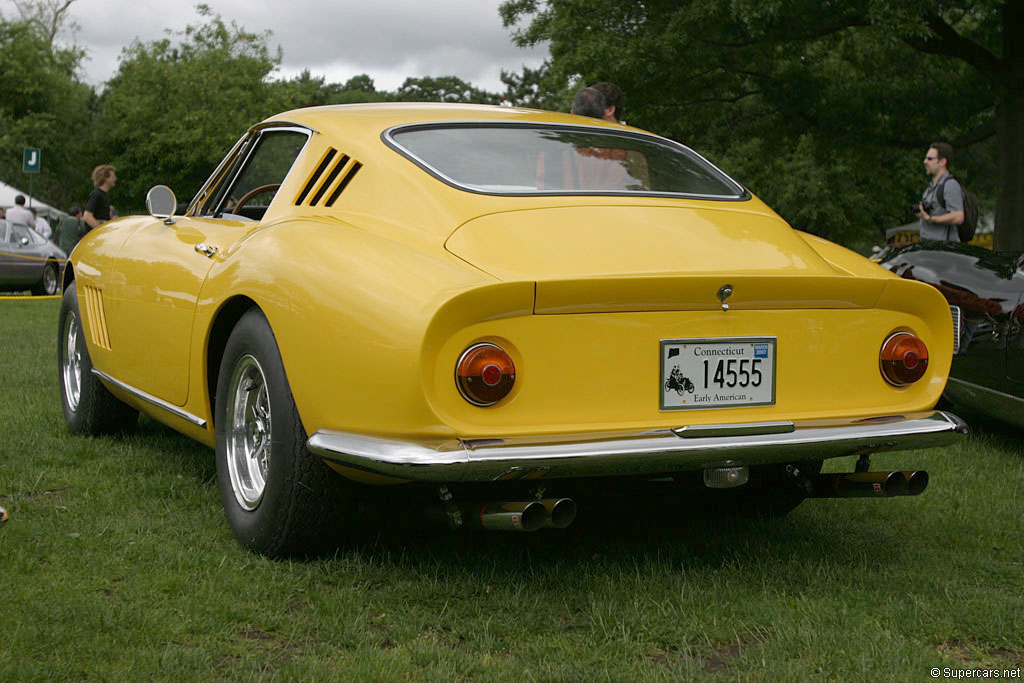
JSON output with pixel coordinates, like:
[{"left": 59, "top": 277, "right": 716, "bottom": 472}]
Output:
[{"left": 120, "top": 412, "right": 1015, "bottom": 577}]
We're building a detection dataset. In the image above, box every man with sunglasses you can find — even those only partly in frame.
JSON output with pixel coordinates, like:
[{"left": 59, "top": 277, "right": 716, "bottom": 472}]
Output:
[{"left": 916, "top": 142, "right": 965, "bottom": 241}]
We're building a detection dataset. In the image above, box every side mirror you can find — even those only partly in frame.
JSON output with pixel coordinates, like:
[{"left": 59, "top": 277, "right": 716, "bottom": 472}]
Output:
[
  {"left": 146, "top": 185, "right": 177, "bottom": 224},
  {"left": 20, "top": 237, "right": 29, "bottom": 246}
]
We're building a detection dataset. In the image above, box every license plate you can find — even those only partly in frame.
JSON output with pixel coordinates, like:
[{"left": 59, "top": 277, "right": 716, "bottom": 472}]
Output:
[{"left": 660, "top": 337, "right": 776, "bottom": 410}]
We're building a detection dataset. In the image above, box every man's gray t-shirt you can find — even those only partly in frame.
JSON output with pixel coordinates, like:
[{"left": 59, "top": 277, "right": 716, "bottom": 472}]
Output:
[{"left": 919, "top": 175, "right": 964, "bottom": 241}]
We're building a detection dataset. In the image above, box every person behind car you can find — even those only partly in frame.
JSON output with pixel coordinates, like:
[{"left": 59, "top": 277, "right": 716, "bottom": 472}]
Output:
[
  {"left": 6, "top": 194, "right": 33, "bottom": 227},
  {"left": 591, "top": 82, "right": 624, "bottom": 123},
  {"left": 30, "top": 207, "right": 52, "bottom": 241},
  {"left": 58, "top": 204, "right": 86, "bottom": 253},
  {"left": 916, "top": 142, "right": 964, "bottom": 241},
  {"left": 571, "top": 87, "right": 608, "bottom": 119},
  {"left": 83, "top": 164, "right": 117, "bottom": 229}
]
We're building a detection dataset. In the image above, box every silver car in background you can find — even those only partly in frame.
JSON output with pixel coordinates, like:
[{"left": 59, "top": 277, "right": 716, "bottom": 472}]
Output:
[{"left": 0, "top": 219, "right": 66, "bottom": 295}]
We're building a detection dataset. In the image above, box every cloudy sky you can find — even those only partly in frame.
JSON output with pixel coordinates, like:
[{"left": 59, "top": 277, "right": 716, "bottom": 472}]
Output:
[{"left": 0, "top": 0, "right": 548, "bottom": 92}]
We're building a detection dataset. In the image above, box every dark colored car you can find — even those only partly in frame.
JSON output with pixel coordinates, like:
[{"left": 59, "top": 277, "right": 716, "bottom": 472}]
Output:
[
  {"left": 0, "top": 219, "right": 66, "bottom": 295},
  {"left": 879, "top": 240, "right": 1024, "bottom": 427}
]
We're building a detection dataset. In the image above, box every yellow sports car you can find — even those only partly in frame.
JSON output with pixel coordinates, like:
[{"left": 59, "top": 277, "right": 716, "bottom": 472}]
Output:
[{"left": 58, "top": 104, "right": 967, "bottom": 555}]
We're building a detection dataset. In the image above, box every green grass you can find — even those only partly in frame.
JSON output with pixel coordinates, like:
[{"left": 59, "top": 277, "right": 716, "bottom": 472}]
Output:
[{"left": 1, "top": 298, "right": 1022, "bottom": 681}]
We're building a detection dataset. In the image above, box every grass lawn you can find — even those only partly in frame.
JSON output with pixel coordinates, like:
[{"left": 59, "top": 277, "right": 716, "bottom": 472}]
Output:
[{"left": 1, "top": 297, "right": 1022, "bottom": 680}]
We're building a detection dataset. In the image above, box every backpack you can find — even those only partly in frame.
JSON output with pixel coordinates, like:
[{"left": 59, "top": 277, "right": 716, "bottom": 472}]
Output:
[{"left": 936, "top": 173, "right": 979, "bottom": 243}]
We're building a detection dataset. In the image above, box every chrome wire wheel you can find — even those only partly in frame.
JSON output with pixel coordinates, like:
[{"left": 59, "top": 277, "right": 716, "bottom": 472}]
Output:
[
  {"left": 226, "top": 354, "right": 272, "bottom": 510},
  {"left": 62, "top": 310, "right": 82, "bottom": 412}
]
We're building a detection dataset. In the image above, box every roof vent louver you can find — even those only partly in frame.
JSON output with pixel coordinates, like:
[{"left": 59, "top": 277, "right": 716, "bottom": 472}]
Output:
[
  {"left": 294, "top": 148, "right": 362, "bottom": 207},
  {"left": 325, "top": 162, "right": 362, "bottom": 207}
]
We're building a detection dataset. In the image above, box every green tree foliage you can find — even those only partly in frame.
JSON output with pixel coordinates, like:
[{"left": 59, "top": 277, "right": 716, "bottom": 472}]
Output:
[
  {"left": 0, "top": 14, "right": 92, "bottom": 209},
  {"left": 95, "top": 5, "right": 283, "bottom": 207},
  {"left": 394, "top": 75, "right": 500, "bottom": 104},
  {"left": 501, "top": 1, "right": 1020, "bottom": 249},
  {"left": 500, "top": 62, "right": 574, "bottom": 111}
]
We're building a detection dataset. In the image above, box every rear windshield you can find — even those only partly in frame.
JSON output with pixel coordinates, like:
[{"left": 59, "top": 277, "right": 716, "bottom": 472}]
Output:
[{"left": 386, "top": 123, "right": 746, "bottom": 199}]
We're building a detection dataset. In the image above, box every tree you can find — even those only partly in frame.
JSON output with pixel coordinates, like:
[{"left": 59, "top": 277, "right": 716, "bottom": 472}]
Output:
[
  {"left": 0, "top": 14, "right": 93, "bottom": 209},
  {"left": 394, "top": 75, "right": 500, "bottom": 104},
  {"left": 500, "top": 62, "right": 574, "bottom": 111},
  {"left": 96, "top": 5, "right": 283, "bottom": 208},
  {"left": 8, "top": 0, "right": 78, "bottom": 49},
  {"left": 502, "top": 1, "right": 1022, "bottom": 249}
]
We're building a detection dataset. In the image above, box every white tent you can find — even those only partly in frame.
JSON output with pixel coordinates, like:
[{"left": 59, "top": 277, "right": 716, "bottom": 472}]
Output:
[{"left": 0, "top": 179, "right": 70, "bottom": 223}]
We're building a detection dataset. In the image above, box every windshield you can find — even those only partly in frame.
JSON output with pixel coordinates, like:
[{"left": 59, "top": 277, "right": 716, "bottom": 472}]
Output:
[{"left": 386, "top": 123, "right": 746, "bottom": 200}]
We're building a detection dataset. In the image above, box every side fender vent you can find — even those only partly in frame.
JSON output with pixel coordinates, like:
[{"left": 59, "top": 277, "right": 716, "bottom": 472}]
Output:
[
  {"left": 950, "top": 305, "right": 961, "bottom": 355},
  {"left": 294, "top": 147, "right": 362, "bottom": 207},
  {"left": 82, "top": 284, "right": 112, "bottom": 350}
]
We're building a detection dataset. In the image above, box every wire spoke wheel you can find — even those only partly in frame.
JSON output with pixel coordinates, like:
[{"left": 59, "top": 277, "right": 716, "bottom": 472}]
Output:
[
  {"left": 226, "top": 354, "right": 271, "bottom": 510},
  {"left": 62, "top": 310, "right": 82, "bottom": 412}
]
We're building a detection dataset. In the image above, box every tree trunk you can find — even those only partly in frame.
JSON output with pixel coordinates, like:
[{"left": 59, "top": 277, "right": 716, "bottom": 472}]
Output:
[
  {"left": 994, "top": 94, "right": 1024, "bottom": 251},
  {"left": 995, "top": 3, "right": 1024, "bottom": 252}
]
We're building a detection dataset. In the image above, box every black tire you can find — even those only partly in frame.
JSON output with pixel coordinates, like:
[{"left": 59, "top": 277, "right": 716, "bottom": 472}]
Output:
[
  {"left": 58, "top": 283, "right": 139, "bottom": 435},
  {"left": 214, "top": 308, "right": 361, "bottom": 557},
  {"left": 33, "top": 261, "right": 59, "bottom": 296}
]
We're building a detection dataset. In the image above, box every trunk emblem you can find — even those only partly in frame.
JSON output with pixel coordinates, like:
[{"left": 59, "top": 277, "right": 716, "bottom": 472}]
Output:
[{"left": 717, "top": 284, "right": 733, "bottom": 311}]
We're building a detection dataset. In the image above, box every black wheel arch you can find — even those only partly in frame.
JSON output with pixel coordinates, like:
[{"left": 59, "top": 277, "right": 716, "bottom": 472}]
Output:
[{"left": 206, "top": 296, "right": 261, "bottom": 432}]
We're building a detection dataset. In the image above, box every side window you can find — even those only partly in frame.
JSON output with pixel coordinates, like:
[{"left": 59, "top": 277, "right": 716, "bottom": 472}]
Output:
[
  {"left": 198, "top": 129, "right": 309, "bottom": 220},
  {"left": 12, "top": 224, "right": 39, "bottom": 244}
]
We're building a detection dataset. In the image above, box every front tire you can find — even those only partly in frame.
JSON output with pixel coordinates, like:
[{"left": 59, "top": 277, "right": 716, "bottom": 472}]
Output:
[
  {"left": 58, "top": 283, "right": 138, "bottom": 434},
  {"left": 33, "top": 261, "right": 59, "bottom": 296},
  {"left": 215, "top": 308, "right": 361, "bottom": 557}
]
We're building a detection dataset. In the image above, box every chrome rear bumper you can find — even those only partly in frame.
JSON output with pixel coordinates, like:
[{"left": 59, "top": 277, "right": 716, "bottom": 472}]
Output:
[{"left": 306, "top": 410, "right": 967, "bottom": 483}]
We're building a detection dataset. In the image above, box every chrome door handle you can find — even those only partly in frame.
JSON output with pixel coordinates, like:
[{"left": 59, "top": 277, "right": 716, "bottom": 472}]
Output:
[{"left": 194, "top": 243, "right": 218, "bottom": 258}]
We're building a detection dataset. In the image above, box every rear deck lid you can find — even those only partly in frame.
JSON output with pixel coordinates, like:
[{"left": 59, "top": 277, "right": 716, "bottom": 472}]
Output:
[{"left": 445, "top": 206, "right": 887, "bottom": 312}]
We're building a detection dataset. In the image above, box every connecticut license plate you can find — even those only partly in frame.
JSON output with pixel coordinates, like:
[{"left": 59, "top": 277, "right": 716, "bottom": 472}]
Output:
[{"left": 660, "top": 337, "right": 776, "bottom": 410}]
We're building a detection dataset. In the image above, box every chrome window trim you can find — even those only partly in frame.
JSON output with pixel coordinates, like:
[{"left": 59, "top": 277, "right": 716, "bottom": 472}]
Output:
[
  {"left": 92, "top": 369, "right": 207, "bottom": 428},
  {"left": 189, "top": 124, "right": 315, "bottom": 217},
  {"left": 381, "top": 121, "right": 750, "bottom": 202}
]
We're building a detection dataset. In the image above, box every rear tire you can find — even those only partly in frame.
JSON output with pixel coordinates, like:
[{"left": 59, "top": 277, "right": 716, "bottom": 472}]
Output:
[
  {"left": 58, "top": 283, "right": 138, "bottom": 434},
  {"left": 215, "top": 308, "right": 362, "bottom": 557}
]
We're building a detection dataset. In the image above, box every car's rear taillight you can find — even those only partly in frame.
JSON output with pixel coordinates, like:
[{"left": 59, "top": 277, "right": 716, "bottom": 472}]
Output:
[
  {"left": 880, "top": 332, "right": 928, "bottom": 386},
  {"left": 456, "top": 343, "right": 516, "bottom": 406}
]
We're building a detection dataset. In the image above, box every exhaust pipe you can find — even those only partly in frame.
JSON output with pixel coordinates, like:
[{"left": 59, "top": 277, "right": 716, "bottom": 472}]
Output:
[
  {"left": 474, "top": 501, "right": 548, "bottom": 532},
  {"left": 810, "top": 471, "right": 908, "bottom": 498},
  {"left": 540, "top": 498, "right": 577, "bottom": 529},
  {"left": 900, "top": 470, "right": 929, "bottom": 496},
  {"left": 428, "top": 498, "right": 577, "bottom": 532}
]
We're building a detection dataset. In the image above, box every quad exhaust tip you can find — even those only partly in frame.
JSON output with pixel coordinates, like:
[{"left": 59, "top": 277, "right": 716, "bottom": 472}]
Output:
[
  {"left": 809, "top": 470, "right": 929, "bottom": 499},
  {"left": 456, "top": 498, "right": 578, "bottom": 532}
]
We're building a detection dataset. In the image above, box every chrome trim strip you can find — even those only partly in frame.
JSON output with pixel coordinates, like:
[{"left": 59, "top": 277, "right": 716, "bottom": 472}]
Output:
[
  {"left": 674, "top": 421, "right": 795, "bottom": 438},
  {"left": 92, "top": 369, "right": 207, "bottom": 428},
  {"left": 307, "top": 410, "right": 967, "bottom": 483}
]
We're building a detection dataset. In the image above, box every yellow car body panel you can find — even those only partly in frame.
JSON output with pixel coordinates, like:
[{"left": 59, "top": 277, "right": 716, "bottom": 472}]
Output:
[{"left": 64, "top": 103, "right": 961, "bottom": 484}]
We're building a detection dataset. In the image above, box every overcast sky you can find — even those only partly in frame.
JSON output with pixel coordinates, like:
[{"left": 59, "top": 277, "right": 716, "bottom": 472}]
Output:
[{"left": 0, "top": 0, "right": 548, "bottom": 92}]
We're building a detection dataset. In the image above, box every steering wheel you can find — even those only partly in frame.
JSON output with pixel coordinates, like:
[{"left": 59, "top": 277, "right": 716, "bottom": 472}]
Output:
[{"left": 232, "top": 183, "right": 281, "bottom": 212}]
